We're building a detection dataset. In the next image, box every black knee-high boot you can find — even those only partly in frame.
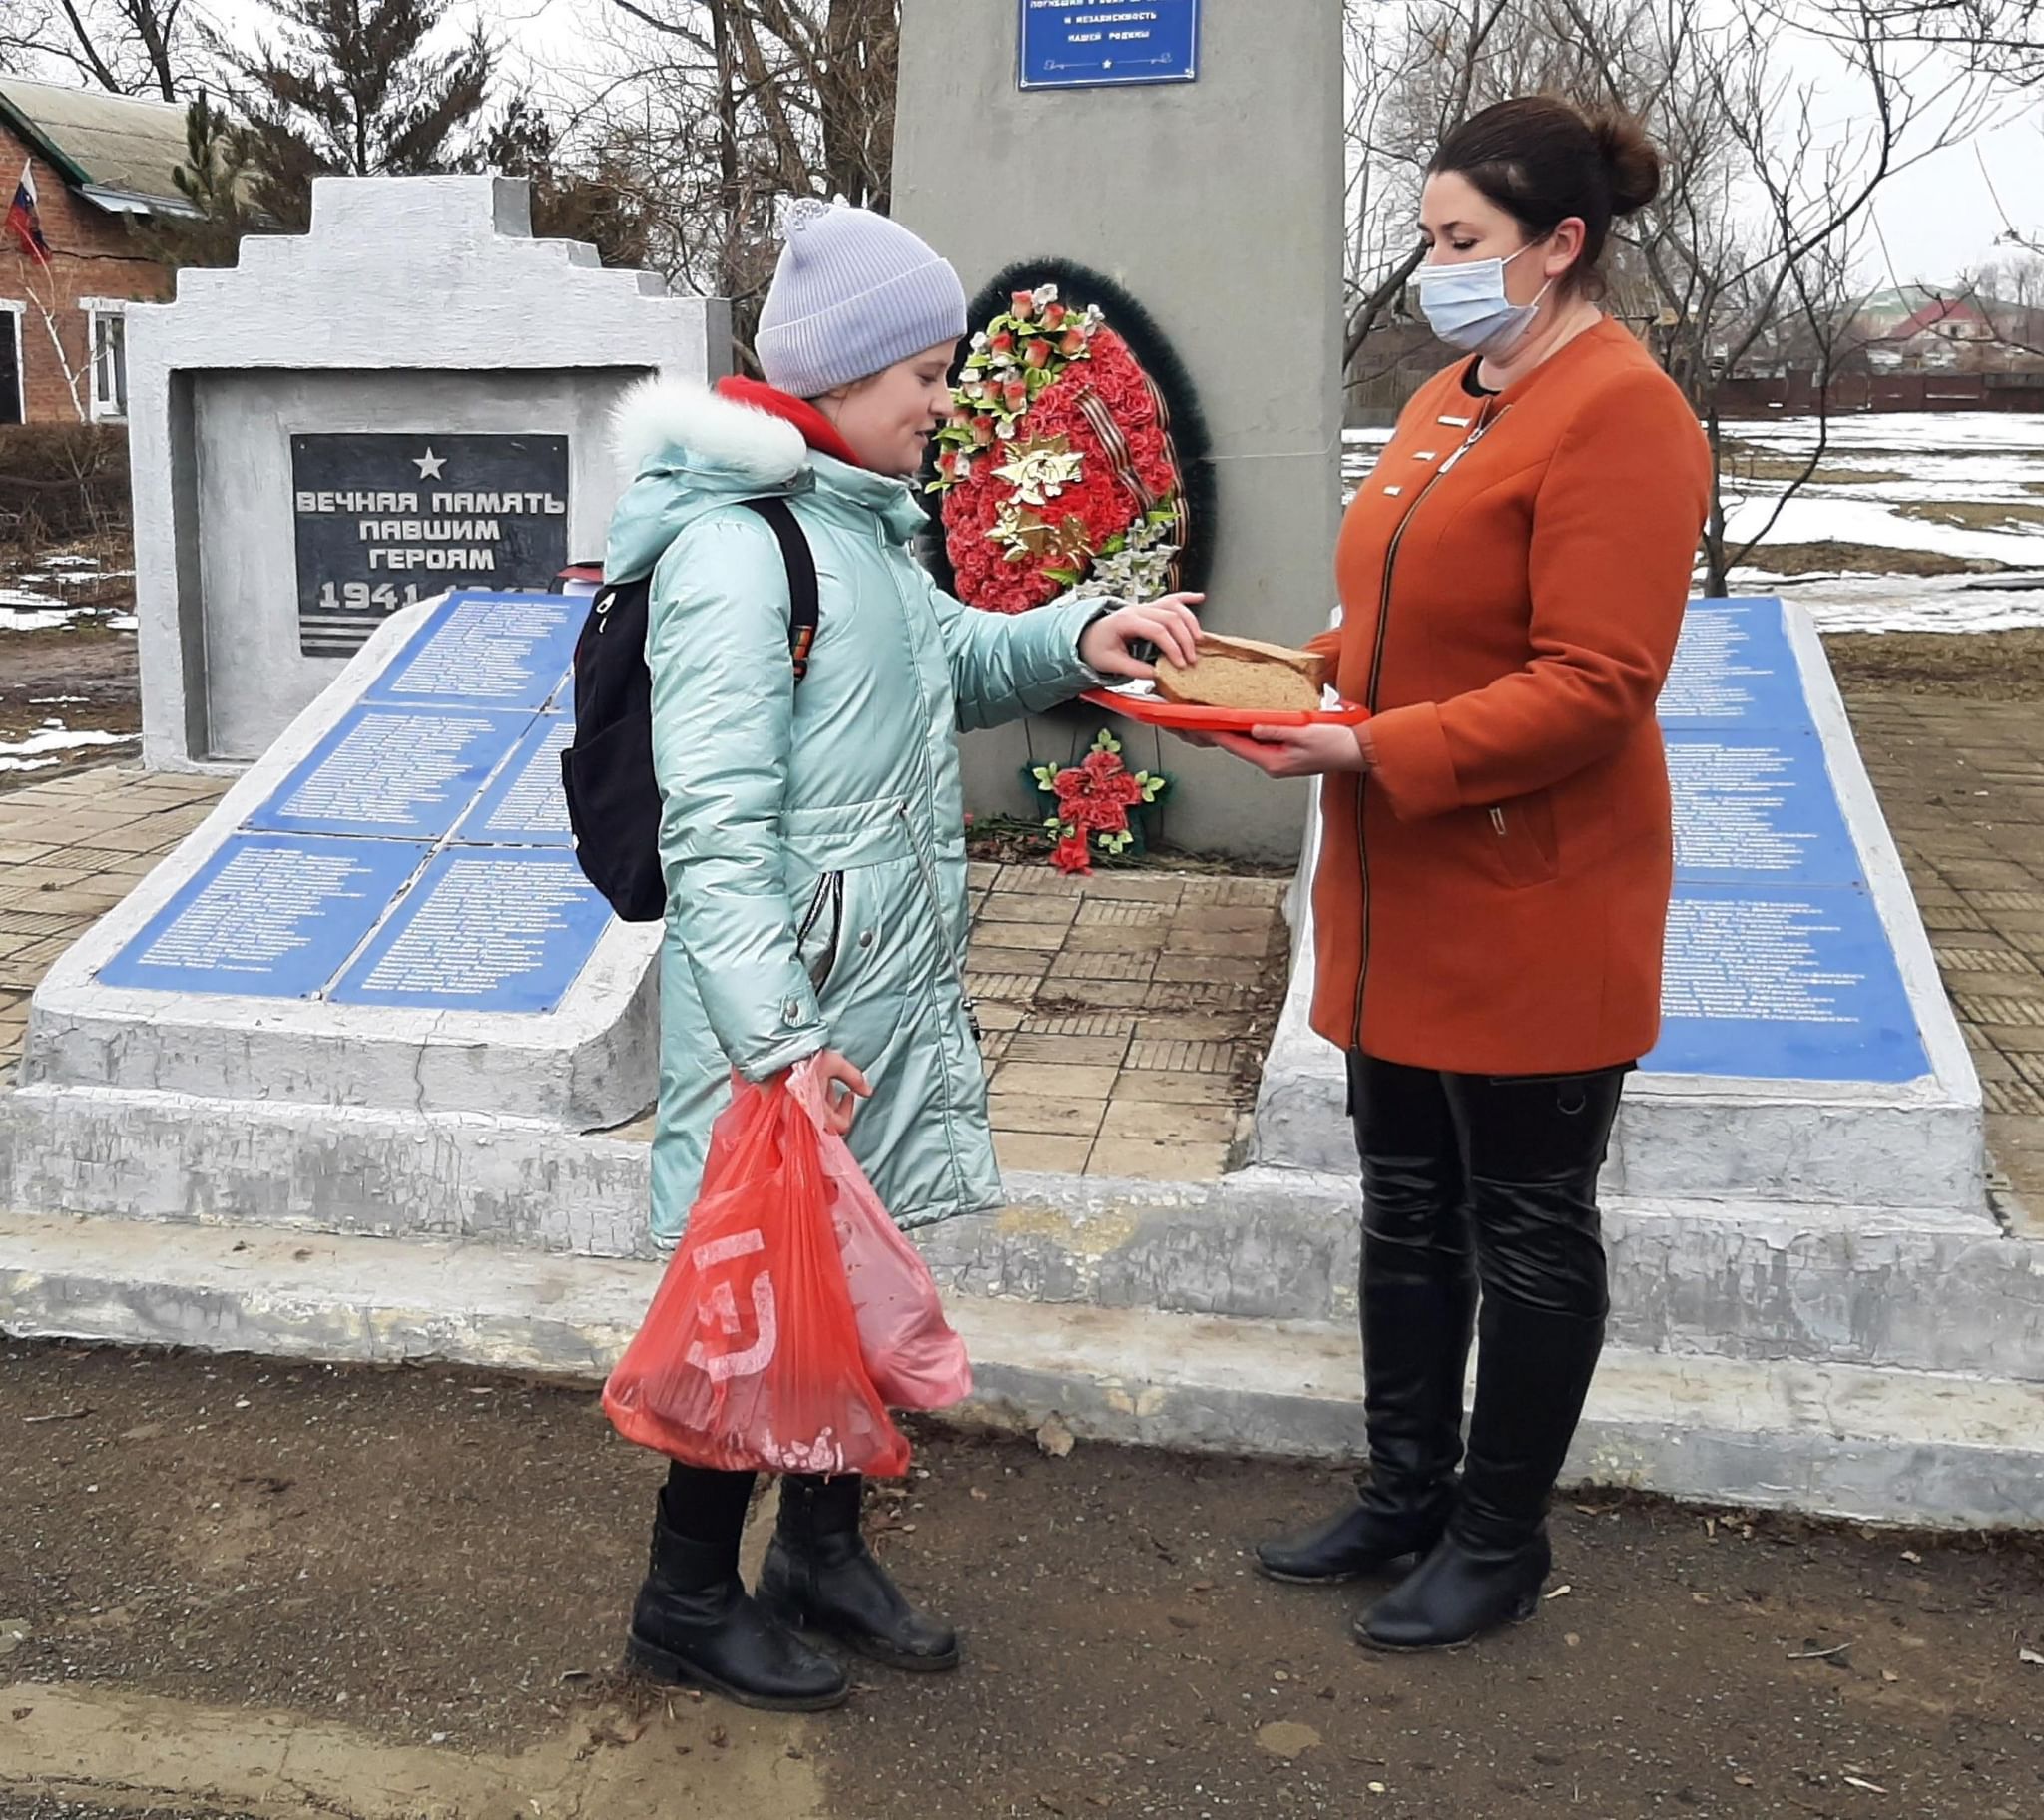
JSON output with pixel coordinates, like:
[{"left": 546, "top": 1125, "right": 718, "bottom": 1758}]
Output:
[
  {"left": 1259, "top": 1056, "right": 1474, "bottom": 1584},
  {"left": 627, "top": 1462, "right": 848, "bottom": 1710},
  {"left": 758, "top": 1474, "right": 960, "bottom": 1671},
  {"left": 1359, "top": 1066, "right": 1624, "bottom": 1651}
]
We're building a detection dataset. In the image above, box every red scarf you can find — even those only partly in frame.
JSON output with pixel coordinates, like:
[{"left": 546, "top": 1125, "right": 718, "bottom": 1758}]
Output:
[{"left": 716, "top": 375, "right": 866, "bottom": 470}]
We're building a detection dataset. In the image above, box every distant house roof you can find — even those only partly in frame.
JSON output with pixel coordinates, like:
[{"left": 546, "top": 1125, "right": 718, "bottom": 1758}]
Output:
[
  {"left": 1886, "top": 294, "right": 1993, "bottom": 341},
  {"left": 0, "top": 75, "right": 199, "bottom": 218}
]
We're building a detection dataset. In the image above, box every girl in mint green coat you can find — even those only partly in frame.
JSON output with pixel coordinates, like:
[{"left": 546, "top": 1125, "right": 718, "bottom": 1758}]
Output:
[{"left": 604, "top": 201, "right": 1200, "bottom": 1714}]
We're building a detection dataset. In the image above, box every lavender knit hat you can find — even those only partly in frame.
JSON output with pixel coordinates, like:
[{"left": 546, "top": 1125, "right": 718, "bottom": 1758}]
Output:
[{"left": 755, "top": 199, "right": 968, "bottom": 398}]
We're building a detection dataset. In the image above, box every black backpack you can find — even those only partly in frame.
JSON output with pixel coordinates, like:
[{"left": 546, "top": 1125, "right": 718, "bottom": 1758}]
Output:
[{"left": 560, "top": 496, "right": 819, "bottom": 922}]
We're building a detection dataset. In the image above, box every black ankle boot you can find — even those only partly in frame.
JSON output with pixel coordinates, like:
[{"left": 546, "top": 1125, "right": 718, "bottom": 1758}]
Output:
[
  {"left": 1359, "top": 1297, "right": 1604, "bottom": 1651},
  {"left": 627, "top": 1465, "right": 849, "bottom": 1710},
  {"left": 758, "top": 1475, "right": 960, "bottom": 1672}
]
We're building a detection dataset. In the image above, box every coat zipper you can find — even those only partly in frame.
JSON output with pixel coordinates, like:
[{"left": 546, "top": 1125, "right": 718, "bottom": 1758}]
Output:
[
  {"left": 1349, "top": 402, "right": 1507, "bottom": 1050},
  {"left": 795, "top": 869, "right": 844, "bottom": 993}
]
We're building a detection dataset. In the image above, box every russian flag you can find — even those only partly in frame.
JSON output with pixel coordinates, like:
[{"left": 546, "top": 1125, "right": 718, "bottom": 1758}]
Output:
[{"left": 6, "top": 162, "right": 52, "bottom": 270}]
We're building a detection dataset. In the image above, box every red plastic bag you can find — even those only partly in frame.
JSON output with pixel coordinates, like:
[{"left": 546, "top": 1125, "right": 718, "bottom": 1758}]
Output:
[
  {"left": 603, "top": 1074, "right": 909, "bottom": 1476},
  {"left": 788, "top": 1065, "right": 974, "bottom": 1413}
]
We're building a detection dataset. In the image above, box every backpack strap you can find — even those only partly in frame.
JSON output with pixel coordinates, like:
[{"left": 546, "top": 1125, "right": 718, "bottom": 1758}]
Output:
[{"left": 739, "top": 496, "right": 820, "bottom": 684}]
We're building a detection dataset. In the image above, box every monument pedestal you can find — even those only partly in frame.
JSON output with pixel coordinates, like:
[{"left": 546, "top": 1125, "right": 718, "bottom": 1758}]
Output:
[
  {"left": 890, "top": 0, "right": 1346, "bottom": 863},
  {"left": 131, "top": 175, "right": 725, "bottom": 769},
  {"left": 10, "top": 593, "right": 662, "bottom": 1254}
]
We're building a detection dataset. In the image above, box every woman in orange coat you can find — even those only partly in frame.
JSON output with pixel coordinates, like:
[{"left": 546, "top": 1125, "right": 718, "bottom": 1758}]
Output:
[{"left": 1212, "top": 98, "right": 1711, "bottom": 1650}]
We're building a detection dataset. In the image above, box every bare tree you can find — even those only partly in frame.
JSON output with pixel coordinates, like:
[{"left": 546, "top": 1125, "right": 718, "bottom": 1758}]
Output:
[
  {"left": 576, "top": 0, "right": 899, "bottom": 355},
  {"left": 1796, "top": 0, "right": 2043, "bottom": 89},
  {"left": 4, "top": 0, "right": 196, "bottom": 100},
  {"left": 1338, "top": 0, "right": 1512, "bottom": 379},
  {"left": 1339, "top": 0, "right": 1994, "bottom": 593}
]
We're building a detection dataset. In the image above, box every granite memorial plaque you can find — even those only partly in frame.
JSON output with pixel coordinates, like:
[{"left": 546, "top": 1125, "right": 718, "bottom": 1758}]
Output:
[{"left": 292, "top": 432, "right": 569, "bottom": 657}]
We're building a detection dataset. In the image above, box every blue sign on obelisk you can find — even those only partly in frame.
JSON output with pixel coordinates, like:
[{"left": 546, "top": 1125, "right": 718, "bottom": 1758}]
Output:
[{"left": 1018, "top": 0, "right": 1200, "bottom": 90}]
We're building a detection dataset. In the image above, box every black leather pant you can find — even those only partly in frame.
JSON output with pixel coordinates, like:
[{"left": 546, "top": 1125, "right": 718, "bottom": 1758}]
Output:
[{"left": 1348, "top": 1052, "right": 1628, "bottom": 1540}]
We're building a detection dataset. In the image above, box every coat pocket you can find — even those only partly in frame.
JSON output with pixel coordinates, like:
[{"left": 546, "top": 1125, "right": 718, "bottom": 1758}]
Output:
[{"left": 1485, "top": 793, "right": 1559, "bottom": 889}]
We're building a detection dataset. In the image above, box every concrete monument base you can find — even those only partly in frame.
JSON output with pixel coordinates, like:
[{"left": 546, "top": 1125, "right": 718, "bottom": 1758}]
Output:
[{"left": 3, "top": 1207, "right": 2038, "bottom": 1530}]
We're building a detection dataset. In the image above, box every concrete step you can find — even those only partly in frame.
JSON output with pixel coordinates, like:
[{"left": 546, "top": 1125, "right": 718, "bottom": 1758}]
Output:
[
  {"left": 7, "top": 1076, "right": 2039, "bottom": 1381},
  {"left": 951, "top": 1167, "right": 2044, "bottom": 1382},
  {"left": 3, "top": 1210, "right": 2037, "bottom": 1531}
]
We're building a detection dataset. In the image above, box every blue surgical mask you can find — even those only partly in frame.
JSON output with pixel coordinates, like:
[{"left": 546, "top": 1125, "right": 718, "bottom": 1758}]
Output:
[{"left": 1415, "top": 244, "right": 1553, "bottom": 356}]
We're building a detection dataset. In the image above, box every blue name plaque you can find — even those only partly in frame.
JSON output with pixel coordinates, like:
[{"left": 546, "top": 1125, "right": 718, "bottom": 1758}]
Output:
[
  {"left": 370, "top": 591, "right": 580, "bottom": 712},
  {"left": 97, "top": 835, "right": 431, "bottom": 999},
  {"left": 454, "top": 713, "right": 577, "bottom": 848},
  {"left": 1019, "top": 0, "right": 1200, "bottom": 90},
  {"left": 98, "top": 592, "right": 612, "bottom": 1012},
  {"left": 245, "top": 704, "right": 532, "bottom": 841},
  {"left": 331, "top": 850, "right": 614, "bottom": 1013},
  {"left": 1645, "top": 598, "right": 1928, "bottom": 1083}
]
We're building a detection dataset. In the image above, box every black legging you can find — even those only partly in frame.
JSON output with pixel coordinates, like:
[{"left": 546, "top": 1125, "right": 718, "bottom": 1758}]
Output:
[{"left": 1349, "top": 1053, "right": 1625, "bottom": 1323}]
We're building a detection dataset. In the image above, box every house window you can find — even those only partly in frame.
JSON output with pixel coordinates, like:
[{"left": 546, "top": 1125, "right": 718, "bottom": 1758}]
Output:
[
  {"left": 86, "top": 304, "right": 127, "bottom": 422},
  {"left": 0, "top": 302, "right": 22, "bottom": 426}
]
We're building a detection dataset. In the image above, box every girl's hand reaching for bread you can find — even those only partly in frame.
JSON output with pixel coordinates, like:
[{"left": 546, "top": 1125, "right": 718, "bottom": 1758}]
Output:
[
  {"left": 1212, "top": 722, "right": 1374, "bottom": 778},
  {"left": 1079, "top": 594, "right": 1205, "bottom": 679}
]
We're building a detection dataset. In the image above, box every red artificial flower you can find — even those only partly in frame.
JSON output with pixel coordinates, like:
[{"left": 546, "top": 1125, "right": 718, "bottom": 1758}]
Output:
[
  {"left": 1011, "top": 291, "right": 1037, "bottom": 321},
  {"left": 1053, "top": 830, "right": 1092, "bottom": 874},
  {"left": 1053, "top": 749, "right": 1145, "bottom": 837},
  {"left": 1026, "top": 338, "right": 1052, "bottom": 371},
  {"left": 973, "top": 415, "right": 996, "bottom": 446},
  {"left": 1060, "top": 328, "right": 1088, "bottom": 356},
  {"left": 991, "top": 330, "right": 1016, "bottom": 355}
]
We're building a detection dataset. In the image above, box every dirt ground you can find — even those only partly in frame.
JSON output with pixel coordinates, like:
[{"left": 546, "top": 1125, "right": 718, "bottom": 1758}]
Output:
[
  {"left": 0, "top": 627, "right": 137, "bottom": 755},
  {"left": 1823, "top": 626, "right": 2044, "bottom": 700},
  {"left": 2, "top": 1343, "right": 2040, "bottom": 1820}
]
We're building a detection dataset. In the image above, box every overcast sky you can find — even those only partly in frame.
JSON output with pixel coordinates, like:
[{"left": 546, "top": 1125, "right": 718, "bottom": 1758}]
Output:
[{"left": 179, "top": 0, "right": 2044, "bottom": 288}]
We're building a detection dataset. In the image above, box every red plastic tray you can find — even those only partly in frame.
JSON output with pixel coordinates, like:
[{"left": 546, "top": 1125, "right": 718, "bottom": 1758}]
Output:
[{"left": 1082, "top": 686, "right": 1370, "bottom": 732}]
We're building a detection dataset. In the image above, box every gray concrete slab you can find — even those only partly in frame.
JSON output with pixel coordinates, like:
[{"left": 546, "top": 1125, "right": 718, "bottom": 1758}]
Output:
[{"left": 4, "top": 1072, "right": 2039, "bottom": 1382}]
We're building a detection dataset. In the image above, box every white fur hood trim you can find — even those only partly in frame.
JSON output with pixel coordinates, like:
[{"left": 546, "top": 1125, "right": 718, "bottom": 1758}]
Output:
[{"left": 611, "top": 375, "right": 809, "bottom": 485}]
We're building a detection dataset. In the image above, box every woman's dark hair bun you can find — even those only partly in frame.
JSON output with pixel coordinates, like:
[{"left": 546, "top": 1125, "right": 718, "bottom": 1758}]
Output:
[{"left": 1589, "top": 110, "right": 1661, "bottom": 217}]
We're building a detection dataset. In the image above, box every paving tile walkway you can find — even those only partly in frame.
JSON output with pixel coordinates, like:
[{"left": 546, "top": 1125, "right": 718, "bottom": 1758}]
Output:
[
  {"left": 4, "top": 713, "right": 2042, "bottom": 1212},
  {"left": 1841, "top": 692, "right": 2044, "bottom": 1213},
  {"left": 0, "top": 765, "right": 231, "bottom": 1060}
]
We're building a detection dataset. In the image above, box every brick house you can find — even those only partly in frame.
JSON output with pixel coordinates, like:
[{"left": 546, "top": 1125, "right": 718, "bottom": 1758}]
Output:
[{"left": 1, "top": 77, "right": 196, "bottom": 427}]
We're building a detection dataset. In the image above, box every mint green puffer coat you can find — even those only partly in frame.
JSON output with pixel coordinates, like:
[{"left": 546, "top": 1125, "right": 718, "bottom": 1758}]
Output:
[{"left": 605, "top": 378, "right": 1107, "bottom": 1243}]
